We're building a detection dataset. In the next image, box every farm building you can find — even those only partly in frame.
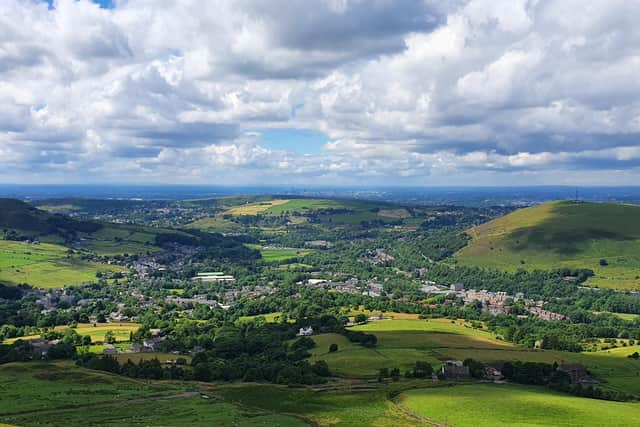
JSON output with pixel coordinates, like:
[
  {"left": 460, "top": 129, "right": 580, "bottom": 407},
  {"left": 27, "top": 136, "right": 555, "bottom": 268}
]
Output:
[
  {"left": 297, "top": 327, "right": 314, "bottom": 336},
  {"left": 441, "top": 360, "right": 470, "bottom": 379}
]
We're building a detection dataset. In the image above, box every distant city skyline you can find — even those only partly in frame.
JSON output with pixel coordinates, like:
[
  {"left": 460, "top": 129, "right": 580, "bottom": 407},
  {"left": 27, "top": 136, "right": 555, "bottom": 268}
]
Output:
[{"left": 2, "top": 0, "right": 640, "bottom": 185}]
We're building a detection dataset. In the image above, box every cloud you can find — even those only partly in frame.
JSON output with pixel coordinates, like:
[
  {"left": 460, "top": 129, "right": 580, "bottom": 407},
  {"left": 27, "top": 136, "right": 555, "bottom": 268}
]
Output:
[{"left": 0, "top": 0, "right": 639, "bottom": 185}]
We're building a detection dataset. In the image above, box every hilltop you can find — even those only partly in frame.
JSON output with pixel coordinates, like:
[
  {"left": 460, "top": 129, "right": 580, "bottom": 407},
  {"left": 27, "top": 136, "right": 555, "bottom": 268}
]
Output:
[{"left": 456, "top": 201, "right": 640, "bottom": 289}]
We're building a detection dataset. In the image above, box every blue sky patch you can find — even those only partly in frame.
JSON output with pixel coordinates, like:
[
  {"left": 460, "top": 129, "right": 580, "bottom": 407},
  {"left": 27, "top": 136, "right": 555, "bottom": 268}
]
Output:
[
  {"left": 45, "top": 0, "right": 114, "bottom": 9},
  {"left": 256, "top": 128, "right": 329, "bottom": 155}
]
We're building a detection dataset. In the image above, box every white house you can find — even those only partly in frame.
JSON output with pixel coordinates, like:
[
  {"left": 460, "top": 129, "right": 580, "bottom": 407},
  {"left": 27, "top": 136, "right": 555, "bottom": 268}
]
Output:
[{"left": 297, "top": 326, "right": 314, "bottom": 336}]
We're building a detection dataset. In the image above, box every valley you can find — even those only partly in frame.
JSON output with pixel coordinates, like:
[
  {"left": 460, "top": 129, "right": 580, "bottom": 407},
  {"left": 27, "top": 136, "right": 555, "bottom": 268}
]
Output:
[{"left": 1, "top": 194, "right": 640, "bottom": 426}]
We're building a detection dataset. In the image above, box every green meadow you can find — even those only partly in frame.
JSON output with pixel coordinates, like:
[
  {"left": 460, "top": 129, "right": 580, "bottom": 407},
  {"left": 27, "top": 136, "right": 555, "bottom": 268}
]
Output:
[
  {"left": 4, "top": 323, "right": 141, "bottom": 345},
  {"left": 457, "top": 201, "right": 640, "bottom": 289},
  {"left": 308, "top": 318, "right": 640, "bottom": 395},
  {"left": 206, "top": 383, "right": 424, "bottom": 427},
  {"left": 264, "top": 199, "right": 354, "bottom": 215},
  {"left": 0, "top": 240, "right": 122, "bottom": 288},
  {"left": 398, "top": 384, "right": 640, "bottom": 427},
  {"left": 310, "top": 319, "right": 513, "bottom": 377},
  {"left": 0, "top": 363, "right": 305, "bottom": 427},
  {"left": 244, "top": 244, "right": 312, "bottom": 263}
]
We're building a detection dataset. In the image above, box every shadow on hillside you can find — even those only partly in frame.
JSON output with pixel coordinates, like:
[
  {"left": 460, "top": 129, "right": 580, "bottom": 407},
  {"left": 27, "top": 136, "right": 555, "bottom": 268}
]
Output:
[{"left": 506, "top": 202, "right": 634, "bottom": 257}]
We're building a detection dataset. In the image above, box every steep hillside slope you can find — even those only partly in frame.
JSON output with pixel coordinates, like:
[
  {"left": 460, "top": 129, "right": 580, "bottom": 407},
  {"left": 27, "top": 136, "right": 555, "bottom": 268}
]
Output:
[{"left": 456, "top": 201, "right": 640, "bottom": 289}]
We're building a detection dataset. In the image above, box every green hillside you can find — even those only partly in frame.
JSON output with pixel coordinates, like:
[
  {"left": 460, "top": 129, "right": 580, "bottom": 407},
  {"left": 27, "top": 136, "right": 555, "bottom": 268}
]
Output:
[
  {"left": 456, "top": 201, "right": 640, "bottom": 289},
  {"left": 0, "top": 199, "right": 256, "bottom": 287}
]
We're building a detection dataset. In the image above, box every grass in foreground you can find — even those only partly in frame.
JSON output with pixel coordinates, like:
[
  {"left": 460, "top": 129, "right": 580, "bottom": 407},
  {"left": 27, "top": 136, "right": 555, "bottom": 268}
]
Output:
[{"left": 398, "top": 383, "right": 640, "bottom": 427}]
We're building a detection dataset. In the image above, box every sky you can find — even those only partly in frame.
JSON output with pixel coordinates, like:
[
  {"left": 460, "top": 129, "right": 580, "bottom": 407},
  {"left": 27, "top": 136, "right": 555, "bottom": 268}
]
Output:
[{"left": 1, "top": 0, "right": 640, "bottom": 186}]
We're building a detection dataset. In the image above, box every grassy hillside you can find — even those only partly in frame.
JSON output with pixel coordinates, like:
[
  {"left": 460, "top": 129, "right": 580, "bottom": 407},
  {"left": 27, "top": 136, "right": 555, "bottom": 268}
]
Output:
[
  {"left": 0, "top": 199, "right": 255, "bottom": 286},
  {"left": 457, "top": 201, "right": 640, "bottom": 289},
  {"left": 0, "top": 240, "right": 123, "bottom": 288},
  {"left": 398, "top": 384, "right": 640, "bottom": 427},
  {"left": 0, "top": 363, "right": 307, "bottom": 427}
]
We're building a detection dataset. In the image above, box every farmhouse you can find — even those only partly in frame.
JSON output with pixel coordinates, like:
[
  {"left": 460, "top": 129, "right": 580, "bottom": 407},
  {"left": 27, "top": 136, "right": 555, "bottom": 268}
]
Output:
[
  {"left": 483, "top": 366, "right": 503, "bottom": 381},
  {"left": 441, "top": 360, "right": 470, "bottom": 379},
  {"left": 558, "top": 364, "right": 594, "bottom": 383},
  {"left": 297, "top": 326, "right": 314, "bottom": 336},
  {"left": 103, "top": 344, "right": 117, "bottom": 355},
  {"left": 29, "top": 338, "right": 52, "bottom": 357}
]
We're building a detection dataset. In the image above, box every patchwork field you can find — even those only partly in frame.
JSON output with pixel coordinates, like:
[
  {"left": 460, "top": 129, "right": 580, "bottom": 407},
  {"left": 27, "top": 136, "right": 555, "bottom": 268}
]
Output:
[
  {"left": 397, "top": 384, "right": 640, "bottom": 427},
  {"left": 0, "top": 240, "right": 123, "bottom": 288},
  {"left": 457, "top": 201, "right": 640, "bottom": 289}
]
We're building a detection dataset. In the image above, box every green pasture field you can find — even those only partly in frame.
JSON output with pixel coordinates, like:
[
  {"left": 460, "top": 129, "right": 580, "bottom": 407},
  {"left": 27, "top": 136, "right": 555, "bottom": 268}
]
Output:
[
  {"left": 225, "top": 199, "right": 291, "bottom": 215},
  {"left": 0, "top": 240, "right": 123, "bottom": 288},
  {"left": 0, "top": 362, "right": 305, "bottom": 427},
  {"left": 4, "top": 398, "right": 307, "bottom": 427},
  {"left": 264, "top": 199, "right": 353, "bottom": 215},
  {"left": 397, "top": 383, "right": 640, "bottom": 427},
  {"left": 310, "top": 319, "right": 512, "bottom": 377},
  {"left": 207, "top": 383, "right": 425, "bottom": 427},
  {"left": 594, "top": 311, "right": 640, "bottom": 321},
  {"left": 238, "top": 312, "right": 287, "bottom": 323},
  {"left": 4, "top": 323, "right": 141, "bottom": 345},
  {"left": 310, "top": 319, "right": 640, "bottom": 394},
  {"left": 36, "top": 204, "right": 81, "bottom": 213},
  {"left": 0, "top": 362, "right": 176, "bottom": 416},
  {"left": 457, "top": 201, "right": 640, "bottom": 290},
  {"left": 186, "top": 216, "right": 242, "bottom": 232},
  {"left": 244, "top": 244, "right": 312, "bottom": 263}
]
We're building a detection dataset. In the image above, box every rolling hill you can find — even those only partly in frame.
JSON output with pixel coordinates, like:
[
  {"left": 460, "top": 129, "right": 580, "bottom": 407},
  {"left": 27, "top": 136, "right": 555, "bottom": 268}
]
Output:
[
  {"left": 0, "top": 199, "right": 255, "bottom": 288},
  {"left": 456, "top": 201, "right": 640, "bottom": 289}
]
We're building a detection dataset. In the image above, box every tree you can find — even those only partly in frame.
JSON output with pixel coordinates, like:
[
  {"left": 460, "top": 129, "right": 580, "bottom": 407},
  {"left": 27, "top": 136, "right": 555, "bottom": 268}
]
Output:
[
  {"left": 312, "top": 360, "right": 330, "bottom": 377},
  {"left": 104, "top": 330, "right": 116, "bottom": 344},
  {"left": 377, "top": 368, "right": 389, "bottom": 382},
  {"left": 329, "top": 343, "right": 338, "bottom": 353},
  {"left": 354, "top": 314, "right": 368, "bottom": 324},
  {"left": 413, "top": 361, "right": 433, "bottom": 378},
  {"left": 390, "top": 367, "right": 401, "bottom": 381}
]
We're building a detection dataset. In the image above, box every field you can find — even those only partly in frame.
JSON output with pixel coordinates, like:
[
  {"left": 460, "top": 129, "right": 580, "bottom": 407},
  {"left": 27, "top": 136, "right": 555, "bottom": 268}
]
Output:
[
  {"left": 264, "top": 199, "right": 353, "bottom": 215},
  {"left": 4, "top": 323, "right": 141, "bottom": 345},
  {"left": 225, "top": 199, "right": 291, "bottom": 215},
  {"left": 0, "top": 240, "right": 123, "bottom": 288},
  {"left": 2, "top": 357, "right": 640, "bottom": 426},
  {"left": 206, "top": 383, "right": 425, "bottom": 427},
  {"left": 308, "top": 318, "right": 640, "bottom": 394},
  {"left": 0, "top": 363, "right": 306, "bottom": 427},
  {"left": 0, "top": 362, "right": 423, "bottom": 427},
  {"left": 397, "top": 384, "right": 640, "bottom": 426},
  {"left": 594, "top": 311, "right": 640, "bottom": 321},
  {"left": 245, "top": 244, "right": 312, "bottom": 263},
  {"left": 239, "top": 312, "right": 287, "bottom": 323},
  {"left": 457, "top": 201, "right": 640, "bottom": 289},
  {"left": 310, "top": 319, "right": 514, "bottom": 377},
  {"left": 186, "top": 216, "right": 242, "bottom": 232}
]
